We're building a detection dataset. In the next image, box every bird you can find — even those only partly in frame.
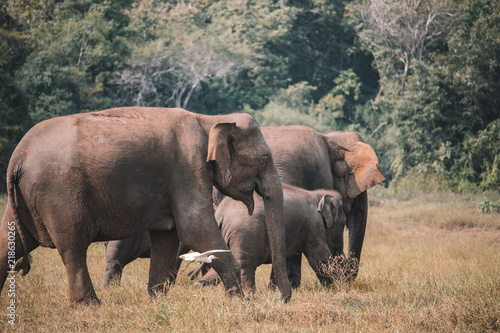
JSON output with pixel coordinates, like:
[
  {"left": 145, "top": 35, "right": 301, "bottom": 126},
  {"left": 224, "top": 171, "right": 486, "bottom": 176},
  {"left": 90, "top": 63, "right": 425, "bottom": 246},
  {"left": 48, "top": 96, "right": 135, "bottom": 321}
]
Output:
[{"left": 178, "top": 249, "right": 232, "bottom": 274}]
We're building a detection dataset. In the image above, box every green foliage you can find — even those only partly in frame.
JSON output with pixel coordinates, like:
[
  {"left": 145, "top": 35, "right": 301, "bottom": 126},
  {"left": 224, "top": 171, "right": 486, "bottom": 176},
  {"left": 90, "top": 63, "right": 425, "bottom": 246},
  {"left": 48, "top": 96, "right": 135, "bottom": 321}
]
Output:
[
  {"left": 0, "top": 0, "right": 499, "bottom": 195},
  {"left": 16, "top": 0, "right": 131, "bottom": 123},
  {"left": 248, "top": 82, "right": 332, "bottom": 132},
  {"left": 443, "top": 0, "right": 500, "bottom": 133},
  {"left": 0, "top": 7, "right": 32, "bottom": 193},
  {"left": 315, "top": 69, "right": 362, "bottom": 128},
  {"left": 251, "top": 78, "right": 364, "bottom": 133},
  {"left": 477, "top": 199, "right": 500, "bottom": 215},
  {"left": 347, "top": 0, "right": 499, "bottom": 192},
  {"left": 250, "top": 100, "right": 325, "bottom": 130},
  {"left": 462, "top": 120, "right": 500, "bottom": 190},
  {"left": 115, "top": 0, "right": 295, "bottom": 113}
]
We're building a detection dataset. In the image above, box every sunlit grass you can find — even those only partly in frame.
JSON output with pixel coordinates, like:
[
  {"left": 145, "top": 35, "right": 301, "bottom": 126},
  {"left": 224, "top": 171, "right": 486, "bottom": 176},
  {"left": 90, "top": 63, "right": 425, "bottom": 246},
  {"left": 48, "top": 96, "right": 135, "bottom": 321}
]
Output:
[{"left": 0, "top": 191, "right": 499, "bottom": 332}]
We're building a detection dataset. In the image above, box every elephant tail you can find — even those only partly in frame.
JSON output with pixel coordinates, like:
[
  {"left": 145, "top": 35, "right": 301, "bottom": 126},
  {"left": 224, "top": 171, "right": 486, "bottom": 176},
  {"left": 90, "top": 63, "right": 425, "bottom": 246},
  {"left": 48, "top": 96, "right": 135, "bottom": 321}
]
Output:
[{"left": 7, "top": 168, "right": 32, "bottom": 276}]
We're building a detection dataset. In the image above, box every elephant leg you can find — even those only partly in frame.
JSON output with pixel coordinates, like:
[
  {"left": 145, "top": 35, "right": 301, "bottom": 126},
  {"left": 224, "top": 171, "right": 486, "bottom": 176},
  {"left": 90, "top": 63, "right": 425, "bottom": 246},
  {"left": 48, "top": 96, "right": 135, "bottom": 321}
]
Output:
[
  {"left": 58, "top": 245, "right": 99, "bottom": 305},
  {"left": 175, "top": 243, "right": 191, "bottom": 274},
  {"left": 279, "top": 253, "right": 302, "bottom": 289},
  {"left": 102, "top": 242, "right": 123, "bottom": 288},
  {"left": 241, "top": 265, "right": 257, "bottom": 294},
  {"left": 195, "top": 249, "right": 242, "bottom": 297},
  {"left": 0, "top": 204, "right": 39, "bottom": 293},
  {"left": 188, "top": 263, "right": 208, "bottom": 280},
  {"left": 174, "top": 208, "right": 243, "bottom": 298},
  {"left": 195, "top": 267, "right": 220, "bottom": 287},
  {"left": 269, "top": 256, "right": 301, "bottom": 290},
  {"left": 102, "top": 232, "right": 151, "bottom": 288},
  {"left": 147, "top": 230, "right": 179, "bottom": 296},
  {"left": 177, "top": 243, "right": 212, "bottom": 280}
]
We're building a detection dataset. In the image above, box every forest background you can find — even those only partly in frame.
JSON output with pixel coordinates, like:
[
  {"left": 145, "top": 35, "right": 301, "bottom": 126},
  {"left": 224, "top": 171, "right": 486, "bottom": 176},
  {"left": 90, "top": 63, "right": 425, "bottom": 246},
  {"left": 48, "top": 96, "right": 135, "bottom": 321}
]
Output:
[{"left": 1, "top": 0, "right": 499, "bottom": 194}]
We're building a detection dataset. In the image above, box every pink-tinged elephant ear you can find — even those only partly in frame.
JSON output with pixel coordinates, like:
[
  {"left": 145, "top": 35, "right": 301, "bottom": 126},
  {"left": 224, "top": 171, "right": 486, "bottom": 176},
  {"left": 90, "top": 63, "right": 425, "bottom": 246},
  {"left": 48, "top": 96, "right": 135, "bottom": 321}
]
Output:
[
  {"left": 344, "top": 142, "right": 385, "bottom": 199},
  {"left": 207, "top": 122, "right": 237, "bottom": 189}
]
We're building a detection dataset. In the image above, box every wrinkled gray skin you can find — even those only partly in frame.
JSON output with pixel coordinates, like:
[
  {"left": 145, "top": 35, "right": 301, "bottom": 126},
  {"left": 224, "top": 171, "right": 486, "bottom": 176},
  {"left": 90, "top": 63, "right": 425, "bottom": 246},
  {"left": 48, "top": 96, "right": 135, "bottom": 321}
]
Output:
[
  {"left": 261, "top": 126, "right": 384, "bottom": 288},
  {"left": 102, "top": 232, "right": 152, "bottom": 286},
  {"left": 195, "top": 184, "right": 346, "bottom": 292},
  {"left": 102, "top": 125, "right": 384, "bottom": 288},
  {"left": 0, "top": 107, "right": 292, "bottom": 305}
]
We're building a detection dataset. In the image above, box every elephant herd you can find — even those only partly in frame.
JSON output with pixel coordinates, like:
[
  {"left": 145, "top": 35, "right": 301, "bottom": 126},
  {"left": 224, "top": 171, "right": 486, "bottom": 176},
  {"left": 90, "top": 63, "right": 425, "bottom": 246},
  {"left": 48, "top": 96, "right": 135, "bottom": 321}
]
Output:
[{"left": 0, "top": 107, "right": 384, "bottom": 306}]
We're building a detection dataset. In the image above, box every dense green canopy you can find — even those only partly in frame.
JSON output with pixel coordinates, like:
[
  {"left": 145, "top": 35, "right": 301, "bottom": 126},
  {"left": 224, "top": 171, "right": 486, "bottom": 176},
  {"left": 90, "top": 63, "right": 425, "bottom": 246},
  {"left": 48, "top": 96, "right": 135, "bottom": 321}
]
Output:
[{"left": 1, "top": 0, "right": 499, "bottom": 193}]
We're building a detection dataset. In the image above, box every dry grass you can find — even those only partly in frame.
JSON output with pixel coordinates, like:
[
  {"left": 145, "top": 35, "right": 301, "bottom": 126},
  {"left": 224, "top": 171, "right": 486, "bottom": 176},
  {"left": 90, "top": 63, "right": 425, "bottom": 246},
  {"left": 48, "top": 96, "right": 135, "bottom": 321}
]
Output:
[{"left": 0, "top": 190, "right": 499, "bottom": 332}]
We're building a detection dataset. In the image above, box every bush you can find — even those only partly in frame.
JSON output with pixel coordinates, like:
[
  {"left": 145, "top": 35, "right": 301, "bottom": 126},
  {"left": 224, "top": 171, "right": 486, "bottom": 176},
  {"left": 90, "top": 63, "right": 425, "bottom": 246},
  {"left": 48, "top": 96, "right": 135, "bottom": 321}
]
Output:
[
  {"left": 477, "top": 199, "right": 500, "bottom": 215},
  {"left": 318, "top": 255, "right": 360, "bottom": 291}
]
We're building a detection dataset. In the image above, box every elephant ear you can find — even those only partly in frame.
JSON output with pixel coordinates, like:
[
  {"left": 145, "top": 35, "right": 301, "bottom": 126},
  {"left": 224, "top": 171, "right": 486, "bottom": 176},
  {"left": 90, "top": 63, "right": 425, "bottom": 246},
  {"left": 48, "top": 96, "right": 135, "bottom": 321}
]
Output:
[
  {"left": 207, "top": 122, "right": 237, "bottom": 189},
  {"left": 318, "top": 195, "right": 336, "bottom": 228},
  {"left": 344, "top": 142, "right": 385, "bottom": 199}
]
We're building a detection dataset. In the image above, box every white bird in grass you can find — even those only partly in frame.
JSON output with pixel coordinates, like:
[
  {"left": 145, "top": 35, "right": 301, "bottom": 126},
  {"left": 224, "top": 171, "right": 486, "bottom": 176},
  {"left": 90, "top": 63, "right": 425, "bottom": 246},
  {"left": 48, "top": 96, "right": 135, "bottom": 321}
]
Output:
[{"left": 178, "top": 250, "right": 232, "bottom": 274}]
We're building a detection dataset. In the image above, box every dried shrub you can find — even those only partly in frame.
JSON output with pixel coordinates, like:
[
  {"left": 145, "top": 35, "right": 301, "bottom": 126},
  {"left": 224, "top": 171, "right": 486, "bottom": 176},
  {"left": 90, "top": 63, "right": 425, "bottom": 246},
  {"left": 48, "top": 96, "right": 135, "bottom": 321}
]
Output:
[{"left": 318, "top": 255, "right": 360, "bottom": 291}]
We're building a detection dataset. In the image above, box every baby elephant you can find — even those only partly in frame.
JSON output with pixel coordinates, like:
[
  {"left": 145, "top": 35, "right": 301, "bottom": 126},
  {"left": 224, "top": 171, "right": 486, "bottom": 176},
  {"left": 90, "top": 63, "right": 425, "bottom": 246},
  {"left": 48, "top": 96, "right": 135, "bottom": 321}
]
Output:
[{"left": 196, "top": 183, "right": 346, "bottom": 292}]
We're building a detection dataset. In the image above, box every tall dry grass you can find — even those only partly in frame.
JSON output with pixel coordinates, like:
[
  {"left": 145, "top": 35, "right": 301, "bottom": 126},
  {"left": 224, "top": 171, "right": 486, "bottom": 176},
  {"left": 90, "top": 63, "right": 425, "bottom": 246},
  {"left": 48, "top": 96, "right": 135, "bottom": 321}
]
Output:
[{"left": 0, "top": 189, "right": 498, "bottom": 332}]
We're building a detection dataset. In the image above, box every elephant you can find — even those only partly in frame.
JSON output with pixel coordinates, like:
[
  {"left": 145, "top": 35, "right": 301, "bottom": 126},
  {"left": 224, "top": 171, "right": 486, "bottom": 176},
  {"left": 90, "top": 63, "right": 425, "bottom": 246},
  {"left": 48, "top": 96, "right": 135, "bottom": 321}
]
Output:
[
  {"left": 261, "top": 125, "right": 384, "bottom": 288},
  {"left": 102, "top": 232, "right": 152, "bottom": 287},
  {"left": 101, "top": 125, "right": 384, "bottom": 288},
  {"left": 0, "top": 107, "right": 292, "bottom": 305},
  {"left": 194, "top": 183, "right": 346, "bottom": 292}
]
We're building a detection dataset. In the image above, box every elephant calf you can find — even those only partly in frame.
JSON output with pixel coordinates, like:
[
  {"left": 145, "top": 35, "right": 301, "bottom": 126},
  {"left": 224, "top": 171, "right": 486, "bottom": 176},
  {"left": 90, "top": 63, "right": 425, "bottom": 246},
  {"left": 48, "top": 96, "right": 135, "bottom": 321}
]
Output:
[{"left": 196, "top": 183, "right": 346, "bottom": 292}]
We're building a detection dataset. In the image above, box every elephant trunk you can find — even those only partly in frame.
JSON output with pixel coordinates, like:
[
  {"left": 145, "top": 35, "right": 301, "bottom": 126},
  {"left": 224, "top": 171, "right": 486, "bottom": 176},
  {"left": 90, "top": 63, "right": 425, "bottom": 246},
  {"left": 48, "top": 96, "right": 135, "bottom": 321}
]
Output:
[
  {"left": 102, "top": 259, "right": 123, "bottom": 287},
  {"left": 346, "top": 191, "right": 368, "bottom": 279},
  {"left": 315, "top": 262, "right": 334, "bottom": 287},
  {"left": 258, "top": 165, "right": 292, "bottom": 302}
]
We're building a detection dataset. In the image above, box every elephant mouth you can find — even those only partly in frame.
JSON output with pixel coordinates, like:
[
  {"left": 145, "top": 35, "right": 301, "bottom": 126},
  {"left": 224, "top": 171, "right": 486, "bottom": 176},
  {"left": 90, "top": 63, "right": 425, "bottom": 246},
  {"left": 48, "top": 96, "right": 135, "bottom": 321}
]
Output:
[
  {"left": 240, "top": 187, "right": 255, "bottom": 215},
  {"left": 243, "top": 197, "right": 255, "bottom": 215}
]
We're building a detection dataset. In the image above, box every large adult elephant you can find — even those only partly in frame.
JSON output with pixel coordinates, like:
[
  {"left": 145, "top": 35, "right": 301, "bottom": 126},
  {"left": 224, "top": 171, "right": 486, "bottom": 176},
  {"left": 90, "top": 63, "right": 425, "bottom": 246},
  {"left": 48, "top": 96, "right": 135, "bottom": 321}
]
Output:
[
  {"left": 0, "top": 107, "right": 291, "bottom": 305},
  {"left": 101, "top": 125, "right": 384, "bottom": 288},
  {"left": 261, "top": 126, "right": 384, "bottom": 287}
]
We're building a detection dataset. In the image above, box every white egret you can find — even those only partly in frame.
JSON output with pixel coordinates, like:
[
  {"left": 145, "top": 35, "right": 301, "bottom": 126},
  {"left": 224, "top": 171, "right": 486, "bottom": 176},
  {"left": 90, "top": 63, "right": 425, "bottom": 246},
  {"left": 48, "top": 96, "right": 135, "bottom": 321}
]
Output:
[{"left": 178, "top": 250, "right": 232, "bottom": 274}]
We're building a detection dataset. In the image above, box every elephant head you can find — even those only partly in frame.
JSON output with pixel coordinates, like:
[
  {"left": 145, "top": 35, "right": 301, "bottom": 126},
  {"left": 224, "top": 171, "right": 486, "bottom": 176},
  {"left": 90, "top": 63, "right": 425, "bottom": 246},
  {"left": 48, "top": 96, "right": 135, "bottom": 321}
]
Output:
[
  {"left": 325, "top": 131, "right": 384, "bottom": 274},
  {"left": 317, "top": 192, "right": 346, "bottom": 257},
  {"left": 318, "top": 193, "right": 346, "bottom": 234},
  {"left": 206, "top": 115, "right": 291, "bottom": 302},
  {"left": 207, "top": 119, "right": 272, "bottom": 215},
  {"left": 326, "top": 131, "right": 385, "bottom": 212}
]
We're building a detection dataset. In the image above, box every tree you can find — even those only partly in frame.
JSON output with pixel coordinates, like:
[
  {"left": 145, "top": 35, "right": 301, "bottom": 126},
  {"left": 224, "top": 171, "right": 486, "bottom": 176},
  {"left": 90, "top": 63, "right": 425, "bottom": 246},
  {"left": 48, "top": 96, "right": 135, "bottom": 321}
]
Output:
[
  {"left": 444, "top": 0, "right": 500, "bottom": 190},
  {"left": 14, "top": 0, "right": 131, "bottom": 123},
  {"left": 350, "top": 0, "right": 459, "bottom": 95},
  {"left": 116, "top": 0, "right": 271, "bottom": 112},
  {"left": 0, "top": 7, "right": 32, "bottom": 193}
]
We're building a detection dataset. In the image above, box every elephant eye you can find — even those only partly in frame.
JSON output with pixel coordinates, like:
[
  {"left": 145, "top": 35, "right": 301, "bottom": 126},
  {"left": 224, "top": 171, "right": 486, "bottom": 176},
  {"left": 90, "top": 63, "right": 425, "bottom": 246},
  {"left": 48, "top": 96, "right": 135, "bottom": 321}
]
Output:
[{"left": 257, "top": 156, "right": 268, "bottom": 170}]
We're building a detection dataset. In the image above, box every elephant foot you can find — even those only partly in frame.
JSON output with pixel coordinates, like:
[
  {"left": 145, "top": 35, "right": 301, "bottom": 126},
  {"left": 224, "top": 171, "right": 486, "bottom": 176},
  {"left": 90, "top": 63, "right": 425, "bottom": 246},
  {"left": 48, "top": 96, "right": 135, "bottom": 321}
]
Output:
[
  {"left": 101, "top": 265, "right": 123, "bottom": 288},
  {"left": 148, "top": 280, "right": 174, "bottom": 297},
  {"left": 187, "top": 263, "right": 207, "bottom": 280},
  {"left": 195, "top": 278, "right": 219, "bottom": 287},
  {"left": 289, "top": 277, "right": 301, "bottom": 290},
  {"left": 70, "top": 292, "right": 101, "bottom": 307},
  {"left": 269, "top": 279, "right": 300, "bottom": 291},
  {"left": 101, "top": 275, "right": 121, "bottom": 288},
  {"left": 225, "top": 285, "right": 244, "bottom": 299}
]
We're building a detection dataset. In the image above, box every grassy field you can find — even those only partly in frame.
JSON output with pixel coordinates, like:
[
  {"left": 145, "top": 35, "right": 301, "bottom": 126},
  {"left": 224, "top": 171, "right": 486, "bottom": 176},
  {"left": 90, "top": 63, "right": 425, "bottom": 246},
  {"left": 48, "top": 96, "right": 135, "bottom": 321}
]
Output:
[{"left": 0, "top": 189, "right": 498, "bottom": 332}]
